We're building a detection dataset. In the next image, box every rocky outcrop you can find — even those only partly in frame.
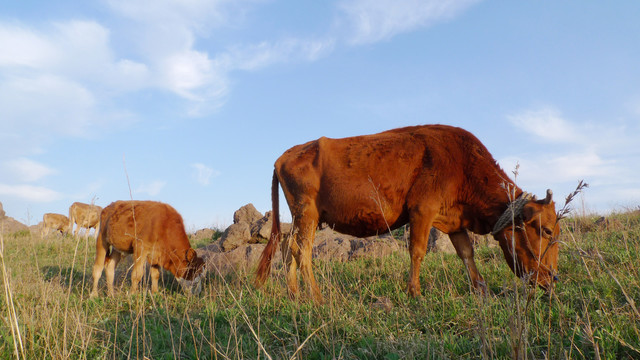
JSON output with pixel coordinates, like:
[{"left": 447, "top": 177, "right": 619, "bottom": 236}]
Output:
[
  {"left": 195, "top": 204, "right": 498, "bottom": 278},
  {"left": 0, "top": 202, "right": 29, "bottom": 234}
]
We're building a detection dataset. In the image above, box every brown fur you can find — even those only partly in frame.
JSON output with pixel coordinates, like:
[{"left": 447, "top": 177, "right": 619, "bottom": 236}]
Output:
[
  {"left": 41, "top": 213, "right": 69, "bottom": 237},
  {"left": 255, "top": 124, "right": 560, "bottom": 302},
  {"left": 90, "top": 200, "right": 205, "bottom": 296},
  {"left": 68, "top": 202, "right": 102, "bottom": 238}
]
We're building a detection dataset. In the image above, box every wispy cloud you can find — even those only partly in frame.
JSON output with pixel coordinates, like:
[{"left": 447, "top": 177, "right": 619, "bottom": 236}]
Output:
[
  {"left": 338, "top": 0, "right": 481, "bottom": 45},
  {"left": 3, "top": 158, "right": 56, "bottom": 182},
  {"left": 0, "top": 183, "right": 62, "bottom": 202},
  {"left": 135, "top": 180, "right": 166, "bottom": 196},
  {"left": 0, "top": 20, "right": 145, "bottom": 157},
  {"left": 503, "top": 106, "right": 640, "bottom": 212},
  {"left": 191, "top": 163, "right": 220, "bottom": 186},
  {"left": 507, "top": 107, "right": 583, "bottom": 144}
]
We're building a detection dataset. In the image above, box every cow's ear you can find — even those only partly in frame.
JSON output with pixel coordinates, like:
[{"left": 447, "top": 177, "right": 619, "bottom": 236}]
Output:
[
  {"left": 522, "top": 203, "right": 542, "bottom": 222},
  {"left": 185, "top": 248, "right": 197, "bottom": 262}
]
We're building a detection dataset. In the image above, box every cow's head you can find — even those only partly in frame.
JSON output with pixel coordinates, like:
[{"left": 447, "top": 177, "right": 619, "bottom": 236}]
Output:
[
  {"left": 177, "top": 248, "right": 206, "bottom": 295},
  {"left": 492, "top": 190, "right": 560, "bottom": 290}
]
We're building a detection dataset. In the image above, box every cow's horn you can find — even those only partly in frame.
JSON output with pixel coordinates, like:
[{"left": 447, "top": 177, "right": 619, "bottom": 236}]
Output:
[{"left": 544, "top": 189, "right": 553, "bottom": 204}]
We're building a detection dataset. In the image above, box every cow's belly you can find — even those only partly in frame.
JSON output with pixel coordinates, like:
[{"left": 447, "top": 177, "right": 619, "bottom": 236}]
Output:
[{"left": 318, "top": 195, "right": 408, "bottom": 238}]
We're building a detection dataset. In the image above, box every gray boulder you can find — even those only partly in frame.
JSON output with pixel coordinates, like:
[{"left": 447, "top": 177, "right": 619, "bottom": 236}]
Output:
[
  {"left": 220, "top": 222, "right": 252, "bottom": 251},
  {"left": 233, "top": 204, "right": 263, "bottom": 225}
]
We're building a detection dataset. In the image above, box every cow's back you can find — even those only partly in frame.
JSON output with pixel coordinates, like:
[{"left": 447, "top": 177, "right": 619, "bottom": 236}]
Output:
[{"left": 274, "top": 125, "right": 491, "bottom": 236}]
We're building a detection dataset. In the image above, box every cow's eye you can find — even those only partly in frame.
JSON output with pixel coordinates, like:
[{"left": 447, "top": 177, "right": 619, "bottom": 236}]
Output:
[{"left": 542, "top": 227, "right": 553, "bottom": 238}]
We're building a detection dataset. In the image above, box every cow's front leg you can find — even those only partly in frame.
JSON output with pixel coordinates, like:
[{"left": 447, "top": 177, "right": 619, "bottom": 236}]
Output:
[
  {"left": 449, "top": 231, "right": 487, "bottom": 294},
  {"left": 407, "top": 215, "right": 431, "bottom": 297}
]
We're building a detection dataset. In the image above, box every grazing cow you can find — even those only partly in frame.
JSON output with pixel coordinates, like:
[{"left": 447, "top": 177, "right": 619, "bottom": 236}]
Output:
[
  {"left": 256, "top": 124, "right": 560, "bottom": 302},
  {"left": 41, "top": 213, "right": 69, "bottom": 237},
  {"left": 90, "top": 200, "right": 206, "bottom": 297},
  {"left": 68, "top": 202, "right": 102, "bottom": 238}
]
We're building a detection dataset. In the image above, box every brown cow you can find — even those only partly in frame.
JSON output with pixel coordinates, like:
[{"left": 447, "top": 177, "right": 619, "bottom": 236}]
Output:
[
  {"left": 90, "top": 200, "right": 206, "bottom": 297},
  {"left": 256, "top": 124, "right": 560, "bottom": 302},
  {"left": 41, "top": 213, "right": 69, "bottom": 237},
  {"left": 68, "top": 202, "right": 102, "bottom": 238}
]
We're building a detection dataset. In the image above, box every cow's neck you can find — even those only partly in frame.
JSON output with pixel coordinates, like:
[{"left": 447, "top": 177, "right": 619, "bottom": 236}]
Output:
[
  {"left": 164, "top": 250, "right": 186, "bottom": 279},
  {"left": 462, "top": 169, "right": 525, "bottom": 235}
]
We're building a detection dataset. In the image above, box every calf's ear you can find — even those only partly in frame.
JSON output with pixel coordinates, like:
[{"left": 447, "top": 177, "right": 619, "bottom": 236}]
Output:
[{"left": 185, "top": 248, "right": 197, "bottom": 262}]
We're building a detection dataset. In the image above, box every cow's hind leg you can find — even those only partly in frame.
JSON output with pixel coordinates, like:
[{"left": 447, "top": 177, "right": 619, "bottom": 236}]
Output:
[
  {"left": 286, "top": 205, "right": 322, "bottom": 303},
  {"left": 297, "top": 218, "right": 322, "bottom": 303},
  {"left": 449, "top": 231, "right": 487, "bottom": 294},
  {"left": 281, "top": 231, "right": 299, "bottom": 298}
]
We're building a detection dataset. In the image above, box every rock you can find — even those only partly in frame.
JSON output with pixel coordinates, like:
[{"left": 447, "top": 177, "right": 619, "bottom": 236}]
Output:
[
  {"left": 350, "top": 235, "right": 401, "bottom": 260},
  {"left": 233, "top": 204, "right": 263, "bottom": 225},
  {"left": 220, "top": 222, "right": 252, "bottom": 251},
  {"left": 192, "top": 228, "right": 215, "bottom": 242},
  {"left": 251, "top": 211, "right": 273, "bottom": 241},
  {"left": 199, "top": 244, "right": 282, "bottom": 277},
  {"left": 313, "top": 236, "right": 352, "bottom": 262},
  {"left": 430, "top": 228, "right": 456, "bottom": 254},
  {"left": 0, "top": 216, "right": 29, "bottom": 234}
]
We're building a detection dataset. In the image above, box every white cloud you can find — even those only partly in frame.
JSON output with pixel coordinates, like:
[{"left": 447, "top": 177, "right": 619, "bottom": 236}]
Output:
[
  {"left": 0, "top": 74, "right": 96, "bottom": 138},
  {"left": 0, "top": 183, "right": 62, "bottom": 202},
  {"left": 135, "top": 180, "right": 166, "bottom": 196},
  {"left": 0, "top": 23, "right": 58, "bottom": 68},
  {"left": 504, "top": 106, "right": 640, "bottom": 213},
  {"left": 4, "top": 158, "right": 56, "bottom": 182},
  {"left": 339, "top": 0, "right": 481, "bottom": 44},
  {"left": 0, "top": 20, "right": 148, "bottom": 158},
  {"left": 159, "top": 49, "right": 226, "bottom": 102},
  {"left": 507, "top": 107, "right": 583, "bottom": 143},
  {"left": 191, "top": 163, "right": 220, "bottom": 186}
]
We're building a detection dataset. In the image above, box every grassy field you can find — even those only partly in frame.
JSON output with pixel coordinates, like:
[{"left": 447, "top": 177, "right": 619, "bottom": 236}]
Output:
[{"left": 1, "top": 210, "right": 639, "bottom": 359}]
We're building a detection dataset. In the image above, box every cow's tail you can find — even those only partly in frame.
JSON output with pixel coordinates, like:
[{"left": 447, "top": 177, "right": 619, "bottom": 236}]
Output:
[
  {"left": 68, "top": 206, "right": 74, "bottom": 235},
  {"left": 255, "top": 169, "right": 281, "bottom": 288}
]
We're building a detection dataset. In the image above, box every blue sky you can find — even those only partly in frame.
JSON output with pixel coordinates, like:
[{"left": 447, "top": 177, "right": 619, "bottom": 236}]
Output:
[{"left": 1, "top": 0, "right": 639, "bottom": 230}]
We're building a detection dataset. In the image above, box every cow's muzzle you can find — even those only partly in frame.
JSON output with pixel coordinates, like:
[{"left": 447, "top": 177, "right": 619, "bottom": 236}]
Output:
[{"left": 178, "top": 273, "right": 204, "bottom": 295}]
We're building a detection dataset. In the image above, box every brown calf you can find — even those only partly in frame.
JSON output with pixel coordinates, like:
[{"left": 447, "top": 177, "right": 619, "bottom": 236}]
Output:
[
  {"left": 91, "top": 200, "right": 206, "bottom": 297},
  {"left": 68, "top": 202, "right": 102, "bottom": 238},
  {"left": 42, "top": 213, "right": 69, "bottom": 237}
]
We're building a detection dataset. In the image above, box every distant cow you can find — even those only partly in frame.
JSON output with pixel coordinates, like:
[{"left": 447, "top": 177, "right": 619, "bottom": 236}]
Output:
[
  {"left": 68, "top": 202, "right": 102, "bottom": 238},
  {"left": 90, "top": 200, "right": 206, "bottom": 297},
  {"left": 41, "top": 213, "right": 69, "bottom": 237},
  {"left": 256, "top": 125, "right": 560, "bottom": 302}
]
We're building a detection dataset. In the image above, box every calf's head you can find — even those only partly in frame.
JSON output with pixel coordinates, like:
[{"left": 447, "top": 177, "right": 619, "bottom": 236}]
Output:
[
  {"left": 176, "top": 248, "right": 206, "bottom": 295},
  {"left": 493, "top": 190, "right": 560, "bottom": 290}
]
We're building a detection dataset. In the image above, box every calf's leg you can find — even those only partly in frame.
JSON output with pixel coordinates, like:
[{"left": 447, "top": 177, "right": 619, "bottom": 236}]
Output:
[
  {"left": 91, "top": 235, "right": 108, "bottom": 297},
  {"left": 150, "top": 265, "right": 160, "bottom": 293},
  {"left": 129, "top": 254, "right": 146, "bottom": 294},
  {"left": 105, "top": 251, "right": 122, "bottom": 296}
]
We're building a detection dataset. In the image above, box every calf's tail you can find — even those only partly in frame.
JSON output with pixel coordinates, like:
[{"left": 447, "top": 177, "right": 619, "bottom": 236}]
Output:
[{"left": 255, "top": 169, "right": 281, "bottom": 288}]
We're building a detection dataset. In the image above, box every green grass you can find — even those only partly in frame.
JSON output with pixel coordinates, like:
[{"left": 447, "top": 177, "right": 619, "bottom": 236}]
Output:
[{"left": 1, "top": 211, "right": 639, "bottom": 359}]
